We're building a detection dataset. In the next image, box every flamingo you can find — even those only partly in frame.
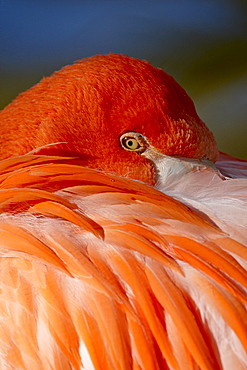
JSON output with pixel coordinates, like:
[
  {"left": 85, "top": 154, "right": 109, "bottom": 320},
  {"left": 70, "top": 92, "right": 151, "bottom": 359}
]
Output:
[{"left": 0, "top": 54, "right": 246, "bottom": 370}]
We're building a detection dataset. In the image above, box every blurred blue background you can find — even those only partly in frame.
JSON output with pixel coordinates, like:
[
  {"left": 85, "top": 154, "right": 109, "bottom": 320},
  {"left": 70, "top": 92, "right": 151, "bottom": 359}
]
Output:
[{"left": 1, "top": 0, "right": 247, "bottom": 158}]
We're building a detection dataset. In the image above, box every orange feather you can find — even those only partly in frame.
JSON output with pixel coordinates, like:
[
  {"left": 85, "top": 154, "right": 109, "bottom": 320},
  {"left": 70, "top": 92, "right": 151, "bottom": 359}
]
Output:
[{"left": 0, "top": 54, "right": 246, "bottom": 369}]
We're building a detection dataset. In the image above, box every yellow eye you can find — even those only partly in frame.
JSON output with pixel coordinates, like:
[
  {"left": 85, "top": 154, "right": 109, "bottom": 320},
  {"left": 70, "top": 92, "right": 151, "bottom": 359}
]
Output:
[
  {"left": 119, "top": 132, "right": 149, "bottom": 153},
  {"left": 122, "top": 137, "right": 140, "bottom": 150}
]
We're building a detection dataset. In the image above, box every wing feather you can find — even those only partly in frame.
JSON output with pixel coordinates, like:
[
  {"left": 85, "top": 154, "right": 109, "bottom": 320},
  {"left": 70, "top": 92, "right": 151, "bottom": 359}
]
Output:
[{"left": 0, "top": 155, "right": 246, "bottom": 369}]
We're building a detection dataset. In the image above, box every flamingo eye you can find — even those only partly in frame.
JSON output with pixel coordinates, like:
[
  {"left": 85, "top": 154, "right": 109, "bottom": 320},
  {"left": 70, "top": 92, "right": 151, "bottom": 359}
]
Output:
[
  {"left": 122, "top": 137, "right": 140, "bottom": 150},
  {"left": 120, "top": 132, "right": 149, "bottom": 153}
]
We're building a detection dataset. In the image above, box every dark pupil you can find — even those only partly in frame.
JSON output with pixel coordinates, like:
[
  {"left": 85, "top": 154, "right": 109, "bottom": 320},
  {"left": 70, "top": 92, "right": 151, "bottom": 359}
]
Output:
[{"left": 127, "top": 140, "right": 134, "bottom": 147}]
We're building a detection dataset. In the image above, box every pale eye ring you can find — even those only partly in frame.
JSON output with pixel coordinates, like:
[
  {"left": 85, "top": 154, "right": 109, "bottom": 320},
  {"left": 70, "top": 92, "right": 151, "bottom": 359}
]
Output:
[{"left": 119, "top": 132, "right": 149, "bottom": 153}]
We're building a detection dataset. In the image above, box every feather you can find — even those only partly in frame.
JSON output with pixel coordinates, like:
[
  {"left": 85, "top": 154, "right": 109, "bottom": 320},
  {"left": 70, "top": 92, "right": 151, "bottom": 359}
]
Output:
[{"left": 0, "top": 155, "right": 246, "bottom": 369}]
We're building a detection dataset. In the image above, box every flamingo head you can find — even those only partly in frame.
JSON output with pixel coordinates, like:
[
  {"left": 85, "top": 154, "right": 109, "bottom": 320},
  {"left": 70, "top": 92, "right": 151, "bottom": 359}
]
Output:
[{"left": 0, "top": 54, "right": 218, "bottom": 185}]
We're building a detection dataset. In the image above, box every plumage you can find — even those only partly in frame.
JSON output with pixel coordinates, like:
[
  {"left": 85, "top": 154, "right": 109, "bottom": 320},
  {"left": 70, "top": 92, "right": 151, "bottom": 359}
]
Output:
[{"left": 0, "top": 54, "right": 246, "bottom": 369}]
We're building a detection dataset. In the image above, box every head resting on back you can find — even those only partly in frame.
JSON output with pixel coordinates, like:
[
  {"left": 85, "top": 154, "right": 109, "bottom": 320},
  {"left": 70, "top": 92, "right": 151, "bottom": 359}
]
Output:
[{"left": 0, "top": 53, "right": 218, "bottom": 185}]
